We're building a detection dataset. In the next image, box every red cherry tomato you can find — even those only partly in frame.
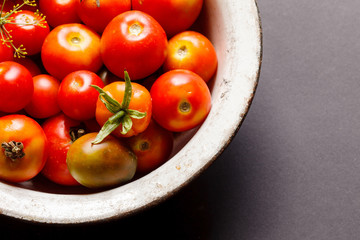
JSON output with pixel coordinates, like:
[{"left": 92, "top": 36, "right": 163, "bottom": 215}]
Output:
[
  {"left": 0, "top": 114, "right": 48, "bottom": 183},
  {"left": 2, "top": 0, "right": 38, "bottom": 12},
  {"left": 58, "top": 70, "right": 105, "bottom": 121},
  {"left": 163, "top": 31, "right": 218, "bottom": 83},
  {"left": 41, "top": 114, "right": 83, "bottom": 186},
  {"left": 132, "top": 0, "right": 203, "bottom": 37},
  {"left": 39, "top": 0, "right": 81, "bottom": 27},
  {"left": 101, "top": 10, "right": 168, "bottom": 80},
  {"left": 126, "top": 119, "right": 173, "bottom": 174},
  {"left": 0, "top": 61, "right": 34, "bottom": 113},
  {"left": 95, "top": 81, "right": 152, "bottom": 138},
  {"left": 150, "top": 69, "right": 212, "bottom": 132},
  {"left": 5, "top": 10, "right": 50, "bottom": 56},
  {"left": 13, "top": 57, "right": 42, "bottom": 76},
  {"left": 76, "top": 0, "right": 131, "bottom": 33},
  {"left": 0, "top": 43, "right": 14, "bottom": 62},
  {"left": 24, "top": 74, "right": 61, "bottom": 119},
  {"left": 41, "top": 23, "right": 103, "bottom": 80},
  {"left": 66, "top": 132, "right": 137, "bottom": 188}
]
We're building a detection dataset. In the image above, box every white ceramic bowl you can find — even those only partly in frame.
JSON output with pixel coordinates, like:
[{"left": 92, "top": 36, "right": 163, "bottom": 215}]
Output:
[{"left": 0, "top": 0, "right": 262, "bottom": 224}]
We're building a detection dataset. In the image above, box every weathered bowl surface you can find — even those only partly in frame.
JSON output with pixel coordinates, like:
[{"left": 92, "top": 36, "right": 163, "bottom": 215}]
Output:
[{"left": 0, "top": 0, "right": 262, "bottom": 224}]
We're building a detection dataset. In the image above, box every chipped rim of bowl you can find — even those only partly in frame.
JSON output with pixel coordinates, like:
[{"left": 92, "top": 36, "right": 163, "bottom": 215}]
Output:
[{"left": 0, "top": 0, "right": 262, "bottom": 224}]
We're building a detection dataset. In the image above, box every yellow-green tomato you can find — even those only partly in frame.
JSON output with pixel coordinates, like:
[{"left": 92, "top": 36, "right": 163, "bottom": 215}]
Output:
[{"left": 66, "top": 132, "right": 137, "bottom": 188}]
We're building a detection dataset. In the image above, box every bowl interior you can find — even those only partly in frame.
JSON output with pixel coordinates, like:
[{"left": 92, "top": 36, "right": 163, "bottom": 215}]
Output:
[{"left": 0, "top": 0, "right": 262, "bottom": 224}]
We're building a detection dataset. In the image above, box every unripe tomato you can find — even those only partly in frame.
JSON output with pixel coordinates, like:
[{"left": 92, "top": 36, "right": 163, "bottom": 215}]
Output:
[
  {"left": 25, "top": 74, "right": 61, "bottom": 119},
  {"left": 163, "top": 31, "right": 218, "bottom": 83},
  {"left": 150, "top": 69, "right": 212, "bottom": 132},
  {"left": 66, "top": 132, "right": 137, "bottom": 188},
  {"left": 0, "top": 114, "right": 48, "bottom": 183},
  {"left": 41, "top": 23, "right": 103, "bottom": 80},
  {"left": 101, "top": 10, "right": 168, "bottom": 80},
  {"left": 0, "top": 61, "right": 34, "bottom": 113}
]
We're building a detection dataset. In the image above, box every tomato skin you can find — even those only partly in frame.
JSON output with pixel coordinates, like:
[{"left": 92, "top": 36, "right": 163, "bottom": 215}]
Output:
[
  {"left": 25, "top": 74, "right": 61, "bottom": 119},
  {"left": 126, "top": 119, "right": 173, "bottom": 174},
  {"left": 66, "top": 132, "right": 137, "bottom": 188},
  {"left": 58, "top": 70, "right": 105, "bottom": 121},
  {"left": 76, "top": 0, "right": 131, "bottom": 33},
  {"left": 0, "top": 114, "right": 48, "bottom": 183},
  {"left": 0, "top": 61, "right": 34, "bottom": 113},
  {"left": 41, "top": 114, "right": 81, "bottom": 186},
  {"left": 39, "top": 0, "right": 81, "bottom": 27},
  {"left": 0, "top": 44, "right": 14, "bottom": 62},
  {"left": 131, "top": 0, "right": 203, "bottom": 37},
  {"left": 41, "top": 23, "right": 103, "bottom": 80},
  {"left": 13, "top": 57, "right": 42, "bottom": 76},
  {"left": 101, "top": 10, "right": 168, "bottom": 80},
  {"left": 163, "top": 31, "right": 218, "bottom": 83},
  {"left": 95, "top": 81, "right": 152, "bottom": 138},
  {"left": 150, "top": 69, "right": 212, "bottom": 132},
  {"left": 5, "top": 10, "right": 50, "bottom": 56}
]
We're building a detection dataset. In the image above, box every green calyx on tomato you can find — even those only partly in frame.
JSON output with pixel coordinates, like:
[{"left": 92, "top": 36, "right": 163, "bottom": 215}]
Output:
[
  {"left": 0, "top": 0, "right": 46, "bottom": 57},
  {"left": 91, "top": 70, "right": 146, "bottom": 144},
  {"left": 1, "top": 140, "right": 25, "bottom": 160}
]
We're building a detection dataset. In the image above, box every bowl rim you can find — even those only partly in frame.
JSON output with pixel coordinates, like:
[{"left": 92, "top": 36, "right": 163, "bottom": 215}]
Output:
[{"left": 0, "top": 0, "right": 263, "bottom": 224}]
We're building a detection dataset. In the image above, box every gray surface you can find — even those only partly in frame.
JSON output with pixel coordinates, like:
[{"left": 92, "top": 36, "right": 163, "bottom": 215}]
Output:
[{"left": 1, "top": 0, "right": 359, "bottom": 239}]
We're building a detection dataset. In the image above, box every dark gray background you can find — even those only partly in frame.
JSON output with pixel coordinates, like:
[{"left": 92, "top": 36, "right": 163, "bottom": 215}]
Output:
[{"left": 2, "top": 0, "right": 360, "bottom": 239}]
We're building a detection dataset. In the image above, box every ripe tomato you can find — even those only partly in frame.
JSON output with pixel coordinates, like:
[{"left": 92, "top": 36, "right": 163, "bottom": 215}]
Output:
[
  {"left": 13, "top": 57, "right": 42, "bottom": 76},
  {"left": 0, "top": 114, "right": 48, "bottom": 183},
  {"left": 41, "top": 23, "right": 103, "bottom": 80},
  {"left": 39, "top": 0, "right": 81, "bottom": 27},
  {"left": 163, "top": 31, "right": 218, "bottom": 83},
  {"left": 5, "top": 10, "right": 50, "bottom": 56},
  {"left": 25, "top": 74, "right": 61, "bottom": 119},
  {"left": 66, "top": 132, "right": 137, "bottom": 188},
  {"left": 0, "top": 43, "right": 13, "bottom": 62},
  {"left": 131, "top": 0, "right": 203, "bottom": 37},
  {"left": 2, "top": 0, "right": 38, "bottom": 12},
  {"left": 95, "top": 80, "right": 152, "bottom": 138},
  {"left": 150, "top": 69, "right": 212, "bottom": 132},
  {"left": 76, "top": 0, "right": 131, "bottom": 33},
  {"left": 0, "top": 61, "right": 34, "bottom": 113},
  {"left": 126, "top": 119, "right": 173, "bottom": 174},
  {"left": 58, "top": 70, "right": 105, "bottom": 121},
  {"left": 101, "top": 10, "right": 168, "bottom": 80},
  {"left": 41, "top": 114, "right": 83, "bottom": 186}
]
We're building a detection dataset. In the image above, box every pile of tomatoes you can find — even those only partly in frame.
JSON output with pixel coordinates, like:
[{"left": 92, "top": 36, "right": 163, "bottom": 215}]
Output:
[{"left": 0, "top": 0, "right": 217, "bottom": 189}]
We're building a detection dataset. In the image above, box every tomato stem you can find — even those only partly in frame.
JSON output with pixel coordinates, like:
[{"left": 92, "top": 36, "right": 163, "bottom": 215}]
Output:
[
  {"left": 1, "top": 141, "right": 25, "bottom": 160},
  {"left": 91, "top": 70, "right": 146, "bottom": 145},
  {"left": 69, "top": 127, "right": 86, "bottom": 142}
]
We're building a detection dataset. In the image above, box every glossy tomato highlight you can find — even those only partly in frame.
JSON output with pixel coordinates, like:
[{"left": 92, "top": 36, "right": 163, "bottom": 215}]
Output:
[
  {"left": 163, "top": 31, "right": 218, "bottom": 83},
  {"left": 41, "top": 23, "right": 103, "bottom": 80},
  {"left": 132, "top": 0, "right": 203, "bottom": 37},
  {"left": 0, "top": 114, "right": 48, "bottom": 183},
  {"left": 101, "top": 10, "right": 168, "bottom": 80},
  {"left": 39, "top": 0, "right": 81, "bottom": 27},
  {"left": 25, "top": 74, "right": 61, "bottom": 119},
  {"left": 150, "top": 69, "right": 212, "bottom": 132},
  {"left": 41, "top": 114, "right": 82, "bottom": 186},
  {"left": 0, "top": 61, "right": 34, "bottom": 113},
  {"left": 76, "top": 0, "right": 131, "bottom": 33},
  {"left": 58, "top": 70, "right": 105, "bottom": 121}
]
